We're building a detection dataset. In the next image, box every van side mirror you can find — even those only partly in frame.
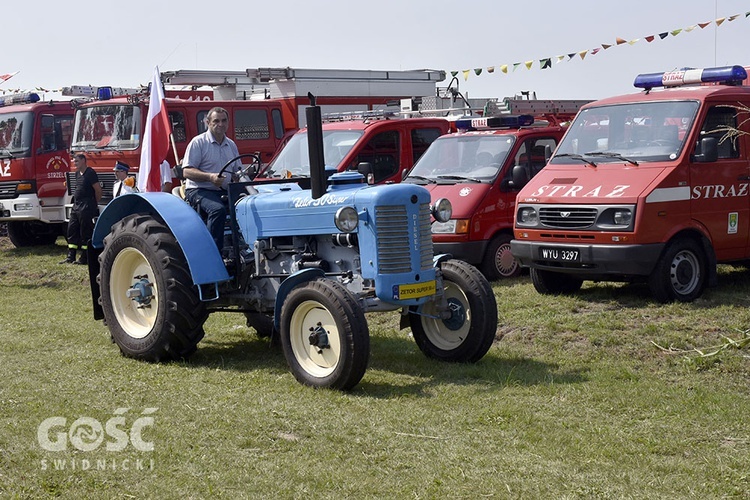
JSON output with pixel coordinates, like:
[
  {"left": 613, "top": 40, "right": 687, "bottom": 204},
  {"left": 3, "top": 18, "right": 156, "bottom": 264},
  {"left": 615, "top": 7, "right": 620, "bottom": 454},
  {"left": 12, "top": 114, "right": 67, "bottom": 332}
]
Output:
[
  {"left": 357, "top": 162, "right": 374, "bottom": 184},
  {"left": 693, "top": 137, "right": 718, "bottom": 163},
  {"left": 509, "top": 164, "right": 530, "bottom": 189}
]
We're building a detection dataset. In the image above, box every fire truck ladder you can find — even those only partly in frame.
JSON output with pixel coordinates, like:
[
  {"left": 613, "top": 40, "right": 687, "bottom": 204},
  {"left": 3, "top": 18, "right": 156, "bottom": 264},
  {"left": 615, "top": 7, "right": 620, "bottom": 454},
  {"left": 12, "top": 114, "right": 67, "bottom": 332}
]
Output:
[{"left": 493, "top": 98, "right": 591, "bottom": 126}]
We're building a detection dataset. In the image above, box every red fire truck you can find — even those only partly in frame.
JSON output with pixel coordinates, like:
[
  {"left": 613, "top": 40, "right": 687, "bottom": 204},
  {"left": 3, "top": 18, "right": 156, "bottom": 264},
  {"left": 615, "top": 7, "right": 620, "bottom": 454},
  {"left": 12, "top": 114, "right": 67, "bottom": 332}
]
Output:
[
  {"left": 260, "top": 110, "right": 451, "bottom": 184},
  {"left": 404, "top": 98, "right": 588, "bottom": 280},
  {"left": 511, "top": 65, "right": 750, "bottom": 302},
  {"left": 0, "top": 93, "right": 73, "bottom": 247},
  {"left": 66, "top": 67, "right": 447, "bottom": 205}
]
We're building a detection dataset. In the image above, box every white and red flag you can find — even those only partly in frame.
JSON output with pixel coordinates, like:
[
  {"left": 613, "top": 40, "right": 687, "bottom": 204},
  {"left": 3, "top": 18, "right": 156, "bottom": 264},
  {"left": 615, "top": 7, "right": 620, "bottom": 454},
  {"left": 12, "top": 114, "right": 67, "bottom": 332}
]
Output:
[
  {"left": 137, "top": 66, "right": 171, "bottom": 192},
  {"left": 0, "top": 71, "right": 19, "bottom": 83}
]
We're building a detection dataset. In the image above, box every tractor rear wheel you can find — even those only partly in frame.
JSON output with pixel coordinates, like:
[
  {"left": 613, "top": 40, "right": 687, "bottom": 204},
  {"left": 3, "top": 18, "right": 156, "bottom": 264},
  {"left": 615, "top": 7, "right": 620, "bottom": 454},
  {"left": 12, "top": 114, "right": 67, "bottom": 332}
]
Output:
[{"left": 99, "top": 214, "right": 207, "bottom": 361}]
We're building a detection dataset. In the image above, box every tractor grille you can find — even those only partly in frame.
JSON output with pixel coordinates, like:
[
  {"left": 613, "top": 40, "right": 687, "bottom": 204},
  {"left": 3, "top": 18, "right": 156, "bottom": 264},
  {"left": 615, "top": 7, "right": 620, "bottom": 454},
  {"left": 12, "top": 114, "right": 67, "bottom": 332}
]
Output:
[
  {"left": 539, "top": 206, "right": 598, "bottom": 229},
  {"left": 0, "top": 181, "right": 18, "bottom": 199},
  {"left": 375, "top": 203, "right": 433, "bottom": 274}
]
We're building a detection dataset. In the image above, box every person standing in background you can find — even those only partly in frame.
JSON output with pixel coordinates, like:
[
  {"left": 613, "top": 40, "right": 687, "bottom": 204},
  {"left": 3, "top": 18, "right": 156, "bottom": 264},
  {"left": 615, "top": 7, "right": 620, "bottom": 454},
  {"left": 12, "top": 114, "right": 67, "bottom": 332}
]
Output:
[
  {"left": 60, "top": 153, "right": 101, "bottom": 265},
  {"left": 112, "top": 161, "right": 137, "bottom": 197}
]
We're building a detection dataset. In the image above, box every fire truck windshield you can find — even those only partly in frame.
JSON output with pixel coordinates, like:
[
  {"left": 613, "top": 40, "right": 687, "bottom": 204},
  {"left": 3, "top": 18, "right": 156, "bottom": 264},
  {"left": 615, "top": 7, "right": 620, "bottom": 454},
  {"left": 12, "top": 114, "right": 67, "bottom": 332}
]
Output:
[
  {"left": 264, "top": 129, "right": 364, "bottom": 177},
  {"left": 70, "top": 104, "right": 141, "bottom": 151},
  {"left": 0, "top": 111, "right": 34, "bottom": 158},
  {"left": 552, "top": 101, "right": 699, "bottom": 164},
  {"left": 408, "top": 135, "right": 514, "bottom": 183}
]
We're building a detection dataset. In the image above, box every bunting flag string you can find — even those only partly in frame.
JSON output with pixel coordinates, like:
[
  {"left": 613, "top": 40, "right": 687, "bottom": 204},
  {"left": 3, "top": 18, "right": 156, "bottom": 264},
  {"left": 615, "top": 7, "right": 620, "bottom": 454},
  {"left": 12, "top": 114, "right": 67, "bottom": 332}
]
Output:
[{"left": 452, "top": 11, "right": 750, "bottom": 81}]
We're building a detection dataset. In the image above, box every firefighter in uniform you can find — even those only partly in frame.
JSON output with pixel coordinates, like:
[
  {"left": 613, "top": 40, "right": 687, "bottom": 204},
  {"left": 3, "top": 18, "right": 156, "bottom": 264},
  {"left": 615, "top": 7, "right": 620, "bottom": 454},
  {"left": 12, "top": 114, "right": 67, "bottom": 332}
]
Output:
[
  {"left": 112, "top": 161, "right": 137, "bottom": 197},
  {"left": 60, "top": 153, "right": 102, "bottom": 265}
]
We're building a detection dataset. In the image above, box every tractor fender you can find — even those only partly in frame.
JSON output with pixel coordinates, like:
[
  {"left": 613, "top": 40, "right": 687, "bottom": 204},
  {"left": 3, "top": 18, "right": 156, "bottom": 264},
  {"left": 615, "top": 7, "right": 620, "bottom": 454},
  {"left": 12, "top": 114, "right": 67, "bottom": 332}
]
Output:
[
  {"left": 273, "top": 268, "right": 326, "bottom": 331},
  {"left": 92, "top": 192, "right": 230, "bottom": 287},
  {"left": 433, "top": 253, "right": 452, "bottom": 267}
]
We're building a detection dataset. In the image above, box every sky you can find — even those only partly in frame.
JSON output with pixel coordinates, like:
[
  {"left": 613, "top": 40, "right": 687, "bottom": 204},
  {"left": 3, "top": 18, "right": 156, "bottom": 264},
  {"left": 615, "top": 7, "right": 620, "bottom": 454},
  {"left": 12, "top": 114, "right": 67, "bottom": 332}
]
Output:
[{"left": 3, "top": 0, "right": 749, "bottom": 103}]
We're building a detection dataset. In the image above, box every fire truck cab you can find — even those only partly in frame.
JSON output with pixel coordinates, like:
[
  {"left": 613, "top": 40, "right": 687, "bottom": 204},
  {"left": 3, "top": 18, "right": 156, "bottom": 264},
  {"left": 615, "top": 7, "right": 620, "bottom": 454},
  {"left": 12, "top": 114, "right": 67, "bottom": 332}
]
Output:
[
  {"left": 0, "top": 93, "right": 73, "bottom": 247},
  {"left": 66, "top": 67, "right": 447, "bottom": 205},
  {"left": 511, "top": 65, "right": 750, "bottom": 302},
  {"left": 260, "top": 111, "right": 451, "bottom": 184},
  {"left": 67, "top": 91, "right": 288, "bottom": 206},
  {"left": 404, "top": 98, "right": 588, "bottom": 280}
]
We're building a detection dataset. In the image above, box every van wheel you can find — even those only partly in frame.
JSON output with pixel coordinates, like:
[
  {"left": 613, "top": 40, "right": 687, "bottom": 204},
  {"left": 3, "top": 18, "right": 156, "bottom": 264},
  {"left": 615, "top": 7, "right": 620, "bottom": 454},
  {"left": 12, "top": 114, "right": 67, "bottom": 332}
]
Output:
[
  {"left": 530, "top": 268, "right": 583, "bottom": 294},
  {"left": 648, "top": 238, "right": 706, "bottom": 303},
  {"left": 481, "top": 234, "right": 521, "bottom": 280}
]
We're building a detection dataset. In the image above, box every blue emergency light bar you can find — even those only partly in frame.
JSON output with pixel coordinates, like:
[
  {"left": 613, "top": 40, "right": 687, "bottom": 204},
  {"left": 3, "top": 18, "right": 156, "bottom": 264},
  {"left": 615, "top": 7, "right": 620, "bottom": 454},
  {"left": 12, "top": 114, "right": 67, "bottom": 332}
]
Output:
[
  {"left": 455, "top": 114, "right": 535, "bottom": 131},
  {"left": 0, "top": 92, "right": 40, "bottom": 107},
  {"left": 633, "top": 65, "right": 747, "bottom": 90},
  {"left": 97, "top": 87, "right": 113, "bottom": 100}
]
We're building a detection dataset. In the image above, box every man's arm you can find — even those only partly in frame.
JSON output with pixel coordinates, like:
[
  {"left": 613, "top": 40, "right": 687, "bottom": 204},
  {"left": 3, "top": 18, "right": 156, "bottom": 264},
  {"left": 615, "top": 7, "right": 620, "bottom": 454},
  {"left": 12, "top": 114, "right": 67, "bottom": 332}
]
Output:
[
  {"left": 93, "top": 182, "right": 102, "bottom": 203},
  {"left": 183, "top": 167, "right": 225, "bottom": 188}
]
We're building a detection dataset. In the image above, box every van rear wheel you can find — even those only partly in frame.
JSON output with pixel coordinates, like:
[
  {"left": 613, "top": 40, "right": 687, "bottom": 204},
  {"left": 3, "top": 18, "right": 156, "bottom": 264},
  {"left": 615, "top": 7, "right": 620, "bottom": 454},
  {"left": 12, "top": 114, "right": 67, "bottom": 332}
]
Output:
[{"left": 481, "top": 234, "right": 521, "bottom": 280}]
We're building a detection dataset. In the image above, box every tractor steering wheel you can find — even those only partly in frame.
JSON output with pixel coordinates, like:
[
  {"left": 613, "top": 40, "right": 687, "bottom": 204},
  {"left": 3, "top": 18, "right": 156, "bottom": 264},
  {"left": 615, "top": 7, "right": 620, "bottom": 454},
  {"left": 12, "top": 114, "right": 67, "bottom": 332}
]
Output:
[{"left": 217, "top": 153, "right": 263, "bottom": 182}]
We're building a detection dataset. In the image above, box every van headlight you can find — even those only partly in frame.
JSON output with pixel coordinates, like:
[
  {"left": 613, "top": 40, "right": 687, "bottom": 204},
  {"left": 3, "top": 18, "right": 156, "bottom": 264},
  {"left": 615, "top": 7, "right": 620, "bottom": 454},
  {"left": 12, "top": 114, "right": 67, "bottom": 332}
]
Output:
[
  {"left": 613, "top": 209, "right": 632, "bottom": 226},
  {"left": 431, "top": 198, "right": 452, "bottom": 223},
  {"left": 517, "top": 207, "right": 538, "bottom": 225}
]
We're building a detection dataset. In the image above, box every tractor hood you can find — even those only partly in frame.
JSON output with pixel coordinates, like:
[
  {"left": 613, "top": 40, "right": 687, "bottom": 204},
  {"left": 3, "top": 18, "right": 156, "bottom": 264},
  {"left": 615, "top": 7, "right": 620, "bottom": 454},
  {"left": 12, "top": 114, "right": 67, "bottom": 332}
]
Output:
[{"left": 235, "top": 172, "right": 433, "bottom": 246}]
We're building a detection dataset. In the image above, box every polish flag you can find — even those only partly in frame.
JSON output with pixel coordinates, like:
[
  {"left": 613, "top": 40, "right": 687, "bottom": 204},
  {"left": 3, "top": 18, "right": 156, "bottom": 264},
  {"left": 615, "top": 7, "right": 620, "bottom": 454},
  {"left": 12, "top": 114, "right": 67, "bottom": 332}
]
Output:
[
  {"left": 137, "top": 66, "right": 171, "bottom": 192},
  {"left": 0, "top": 71, "right": 19, "bottom": 83}
]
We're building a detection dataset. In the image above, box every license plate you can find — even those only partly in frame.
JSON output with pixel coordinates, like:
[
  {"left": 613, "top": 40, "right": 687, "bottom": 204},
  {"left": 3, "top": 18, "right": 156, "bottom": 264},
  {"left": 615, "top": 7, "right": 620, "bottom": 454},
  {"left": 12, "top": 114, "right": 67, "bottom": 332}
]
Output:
[
  {"left": 539, "top": 247, "right": 580, "bottom": 262},
  {"left": 396, "top": 280, "right": 436, "bottom": 300}
]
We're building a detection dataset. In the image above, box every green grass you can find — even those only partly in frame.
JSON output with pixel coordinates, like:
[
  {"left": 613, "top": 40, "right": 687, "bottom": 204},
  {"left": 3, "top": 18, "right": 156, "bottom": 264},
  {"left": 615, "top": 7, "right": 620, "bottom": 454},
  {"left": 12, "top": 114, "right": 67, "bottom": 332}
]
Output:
[{"left": 1, "top": 236, "right": 749, "bottom": 498}]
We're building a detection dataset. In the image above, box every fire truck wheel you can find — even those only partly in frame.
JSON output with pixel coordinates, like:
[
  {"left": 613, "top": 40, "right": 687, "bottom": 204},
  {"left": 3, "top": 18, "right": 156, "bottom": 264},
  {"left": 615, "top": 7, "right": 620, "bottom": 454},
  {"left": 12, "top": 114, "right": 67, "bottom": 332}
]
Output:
[
  {"left": 648, "top": 238, "right": 706, "bottom": 303},
  {"left": 280, "top": 278, "right": 369, "bottom": 390},
  {"left": 7, "top": 221, "right": 61, "bottom": 247},
  {"left": 409, "top": 259, "right": 497, "bottom": 363},
  {"left": 99, "top": 214, "right": 208, "bottom": 361},
  {"left": 530, "top": 268, "right": 583, "bottom": 295},
  {"left": 482, "top": 234, "right": 521, "bottom": 280}
]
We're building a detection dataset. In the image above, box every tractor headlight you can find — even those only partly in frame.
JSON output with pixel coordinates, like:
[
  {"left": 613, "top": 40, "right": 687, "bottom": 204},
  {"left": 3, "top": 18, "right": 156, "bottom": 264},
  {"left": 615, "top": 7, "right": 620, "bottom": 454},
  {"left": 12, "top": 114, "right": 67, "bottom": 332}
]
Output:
[
  {"left": 334, "top": 206, "right": 359, "bottom": 233},
  {"left": 432, "top": 197, "right": 452, "bottom": 223}
]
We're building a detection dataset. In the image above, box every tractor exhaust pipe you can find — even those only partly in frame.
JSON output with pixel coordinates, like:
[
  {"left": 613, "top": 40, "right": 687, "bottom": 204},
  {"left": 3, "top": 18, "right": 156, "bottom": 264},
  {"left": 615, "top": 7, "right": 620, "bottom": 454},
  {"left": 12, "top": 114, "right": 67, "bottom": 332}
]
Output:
[{"left": 306, "top": 93, "right": 326, "bottom": 200}]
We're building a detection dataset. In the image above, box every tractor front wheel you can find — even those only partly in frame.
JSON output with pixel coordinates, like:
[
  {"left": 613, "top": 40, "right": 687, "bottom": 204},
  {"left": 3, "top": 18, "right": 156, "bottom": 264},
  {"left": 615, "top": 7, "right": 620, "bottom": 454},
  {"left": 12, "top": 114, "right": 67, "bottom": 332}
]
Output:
[
  {"left": 409, "top": 259, "right": 497, "bottom": 363},
  {"left": 280, "top": 278, "right": 369, "bottom": 390}
]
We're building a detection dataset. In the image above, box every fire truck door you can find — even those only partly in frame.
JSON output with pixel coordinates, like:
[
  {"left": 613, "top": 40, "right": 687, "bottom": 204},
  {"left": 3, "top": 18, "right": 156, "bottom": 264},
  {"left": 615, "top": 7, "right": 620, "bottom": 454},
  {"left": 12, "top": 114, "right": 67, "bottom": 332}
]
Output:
[{"left": 689, "top": 105, "right": 750, "bottom": 258}]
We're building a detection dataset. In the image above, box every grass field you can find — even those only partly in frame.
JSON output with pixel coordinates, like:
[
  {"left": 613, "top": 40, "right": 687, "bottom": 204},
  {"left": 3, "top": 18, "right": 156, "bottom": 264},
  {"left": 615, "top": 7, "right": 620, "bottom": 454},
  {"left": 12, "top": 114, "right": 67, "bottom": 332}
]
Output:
[{"left": 1, "top": 235, "right": 749, "bottom": 499}]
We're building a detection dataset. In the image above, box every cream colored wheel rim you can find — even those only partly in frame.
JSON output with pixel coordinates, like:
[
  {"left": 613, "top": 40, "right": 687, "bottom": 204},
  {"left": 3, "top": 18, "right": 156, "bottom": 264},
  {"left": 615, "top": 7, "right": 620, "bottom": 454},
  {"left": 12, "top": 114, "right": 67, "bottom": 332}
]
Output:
[
  {"left": 110, "top": 247, "right": 158, "bottom": 339},
  {"left": 289, "top": 300, "right": 341, "bottom": 378}
]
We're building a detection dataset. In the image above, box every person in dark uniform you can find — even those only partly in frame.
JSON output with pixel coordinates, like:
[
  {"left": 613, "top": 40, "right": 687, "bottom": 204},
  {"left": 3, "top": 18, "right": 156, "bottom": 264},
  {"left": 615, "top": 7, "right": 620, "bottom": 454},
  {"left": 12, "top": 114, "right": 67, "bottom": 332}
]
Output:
[{"left": 60, "top": 153, "right": 102, "bottom": 265}]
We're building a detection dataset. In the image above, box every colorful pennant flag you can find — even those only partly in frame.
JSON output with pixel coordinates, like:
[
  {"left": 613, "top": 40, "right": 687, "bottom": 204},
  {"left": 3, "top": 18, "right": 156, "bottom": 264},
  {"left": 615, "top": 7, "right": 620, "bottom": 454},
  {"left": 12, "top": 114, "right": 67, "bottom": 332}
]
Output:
[{"left": 0, "top": 71, "right": 19, "bottom": 83}]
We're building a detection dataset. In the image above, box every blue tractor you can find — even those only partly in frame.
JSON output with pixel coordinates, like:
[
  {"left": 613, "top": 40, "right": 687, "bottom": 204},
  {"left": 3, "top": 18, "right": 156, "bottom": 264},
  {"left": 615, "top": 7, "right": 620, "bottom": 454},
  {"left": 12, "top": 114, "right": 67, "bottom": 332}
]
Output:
[{"left": 87, "top": 99, "right": 498, "bottom": 390}]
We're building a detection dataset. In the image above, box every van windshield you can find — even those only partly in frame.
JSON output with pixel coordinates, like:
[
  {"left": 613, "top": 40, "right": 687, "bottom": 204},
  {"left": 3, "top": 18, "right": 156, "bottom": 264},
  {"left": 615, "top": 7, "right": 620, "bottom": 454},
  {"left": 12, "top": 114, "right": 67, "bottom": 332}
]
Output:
[
  {"left": 70, "top": 104, "right": 141, "bottom": 151},
  {"left": 0, "top": 111, "right": 34, "bottom": 158},
  {"left": 264, "top": 129, "right": 364, "bottom": 177},
  {"left": 407, "top": 135, "right": 514, "bottom": 182},
  {"left": 553, "top": 101, "right": 699, "bottom": 164}
]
